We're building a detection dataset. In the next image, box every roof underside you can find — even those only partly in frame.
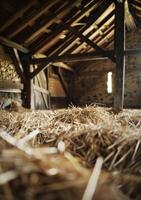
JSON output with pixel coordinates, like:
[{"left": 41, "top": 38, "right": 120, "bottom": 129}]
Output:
[{"left": 0, "top": 0, "right": 141, "bottom": 69}]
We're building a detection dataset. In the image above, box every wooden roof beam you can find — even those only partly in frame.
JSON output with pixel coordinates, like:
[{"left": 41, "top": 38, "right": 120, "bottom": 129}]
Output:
[
  {"left": 31, "top": 48, "right": 141, "bottom": 64},
  {"left": 32, "top": 0, "right": 102, "bottom": 54},
  {"left": 30, "top": 47, "right": 141, "bottom": 78},
  {"left": 46, "top": 1, "right": 113, "bottom": 57},
  {"left": 0, "top": 36, "right": 29, "bottom": 53},
  {"left": 24, "top": 1, "right": 72, "bottom": 44},
  {"left": 68, "top": 26, "right": 116, "bottom": 62},
  {"left": 85, "top": 24, "right": 115, "bottom": 52},
  {"left": 94, "top": 29, "right": 114, "bottom": 48},
  {"left": 0, "top": 0, "right": 37, "bottom": 33},
  {"left": 130, "top": 0, "right": 141, "bottom": 8},
  {"left": 31, "top": 51, "right": 114, "bottom": 64},
  {"left": 7, "top": 0, "right": 60, "bottom": 39},
  {"left": 65, "top": 8, "right": 114, "bottom": 55}
]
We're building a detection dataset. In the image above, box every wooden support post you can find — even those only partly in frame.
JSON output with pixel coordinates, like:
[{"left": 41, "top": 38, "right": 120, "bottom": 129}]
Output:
[
  {"left": 114, "top": 0, "right": 125, "bottom": 111},
  {"left": 45, "top": 67, "right": 51, "bottom": 109},
  {"left": 19, "top": 53, "right": 31, "bottom": 108}
]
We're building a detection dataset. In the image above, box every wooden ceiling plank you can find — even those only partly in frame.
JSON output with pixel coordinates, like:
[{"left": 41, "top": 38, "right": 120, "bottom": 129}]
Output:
[
  {"left": 35, "top": 0, "right": 110, "bottom": 54},
  {"left": 64, "top": 25, "right": 115, "bottom": 62},
  {"left": 7, "top": 0, "right": 60, "bottom": 39},
  {"left": 29, "top": 0, "right": 102, "bottom": 76},
  {"left": 45, "top": 33, "right": 74, "bottom": 56},
  {"left": 51, "top": 3, "right": 113, "bottom": 57},
  {"left": 71, "top": 7, "right": 114, "bottom": 54},
  {"left": 47, "top": 1, "right": 113, "bottom": 57},
  {"left": 24, "top": 1, "right": 73, "bottom": 44},
  {"left": 30, "top": 1, "right": 114, "bottom": 77},
  {"left": 104, "top": 40, "right": 114, "bottom": 49},
  {"left": 97, "top": 30, "right": 114, "bottom": 47},
  {"left": 27, "top": 0, "right": 96, "bottom": 46},
  {"left": 130, "top": 0, "right": 141, "bottom": 8},
  {"left": 32, "top": 0, "right": 102, "bottom": 54},
  {"left": 0, "top": 0, "right": 37, "bottom": 33},
  {"left": 86, "top": 24, "right": 115, "bottom": 52},
  {"left": 93, "top": 23, "right": 114, "bottom": 44}
]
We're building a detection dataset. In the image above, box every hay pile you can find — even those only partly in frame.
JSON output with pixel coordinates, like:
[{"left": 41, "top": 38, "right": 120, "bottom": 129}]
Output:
[
  {"left": 0, "top": 58, "right": 20, "bottom": 81},
  {"left": 0, "top": 106, "right": 141, "bottom": 199},
  {"left": 0, "top": 130, "right": 90, "bottom": 200},
  {"left": 0, "top": 106, "right": 140, "bottom": 171}
]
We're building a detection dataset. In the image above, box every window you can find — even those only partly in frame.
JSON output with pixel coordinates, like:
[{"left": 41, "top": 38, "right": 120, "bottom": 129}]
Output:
[{"left": 107, "top": 72, "right": 112, "bottom": 94}]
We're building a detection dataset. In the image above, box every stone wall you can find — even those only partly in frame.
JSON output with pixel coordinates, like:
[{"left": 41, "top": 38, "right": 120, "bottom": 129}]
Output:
[{"left": 72, "top": 29, "right": 141, "bottom": 108}]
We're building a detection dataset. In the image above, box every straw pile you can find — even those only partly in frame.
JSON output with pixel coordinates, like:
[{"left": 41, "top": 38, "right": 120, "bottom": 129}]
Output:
[
  {"left": 0, "top": 130, "right": 90, "bottom": 200},
  {"left": 0, "top": 106, "right": 141, "bottom": 199},
  {"left": 0, "top": 106, "right": 141, "bottom": 170},
  {"left": 0, "top": 58, "right": 20, "bottom": 81}
]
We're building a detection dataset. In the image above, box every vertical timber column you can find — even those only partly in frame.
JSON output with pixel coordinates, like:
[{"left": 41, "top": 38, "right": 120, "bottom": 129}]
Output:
[
  {"left": 19, "top": 53, "right": 31, "bottom": 108},
  {"left": 45, "top": 67, "right": 51, "bottom": 109},
  {"left": 114, "top": 0, "right": 125, "bottom": 111}
]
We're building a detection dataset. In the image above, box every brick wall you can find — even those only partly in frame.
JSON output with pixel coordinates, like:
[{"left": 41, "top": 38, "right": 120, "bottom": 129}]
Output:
[{"left": 72, "top": 29, "right": 141, "bottom": 108}]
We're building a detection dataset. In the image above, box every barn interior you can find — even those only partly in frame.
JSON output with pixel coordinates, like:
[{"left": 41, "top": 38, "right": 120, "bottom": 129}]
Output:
[{"left": 0, "top": 0, "right": 141, "bottom": 199}]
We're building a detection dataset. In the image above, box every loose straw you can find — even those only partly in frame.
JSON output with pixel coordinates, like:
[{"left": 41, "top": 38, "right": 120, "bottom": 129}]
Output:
[
  {"left": 0, "top": 128, "right": 37, "bottom": 155},
  {"left": 82, "top": 157, "right": 103, "bottom": 200}
]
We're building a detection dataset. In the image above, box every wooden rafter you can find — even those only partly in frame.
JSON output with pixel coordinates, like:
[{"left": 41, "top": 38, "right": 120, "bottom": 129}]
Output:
[
  {"left": 31, "top": 48, "right": 141, "bottom": 64},
  {"left": 0, "top": 36, "right": 29, "bottom": 53},
  {"left": 87, "top": 24, "right": 115, "bottom": 53},
  {"left": 45, "top": 2, "right": 114, "bottom": 57},
  {"left": 24, "top": 1, "right": 72, "bottom": 44},
  {"left": 51, "top": 2, "right": 114, "bottom": 56},
  {"left": 130, "top": 0, "right": 141, "bottom": 8},
  {"left": 0, "top": 0, "right": 37, "bottom": 33},
  {"left": 65, "top": 4, "right": 114, "bottom": 55},
  {"left": 31, "top": 51, "right": 114, "bottom": 65},
  {"left": 68, "top": 26, "right": 116, "bottom": 62},
  {"left": 7, "top": 0, "right": 60, "bottom": 39},
  {"left": 31, "top": 0, "right": 102, "bottom": 54}
]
